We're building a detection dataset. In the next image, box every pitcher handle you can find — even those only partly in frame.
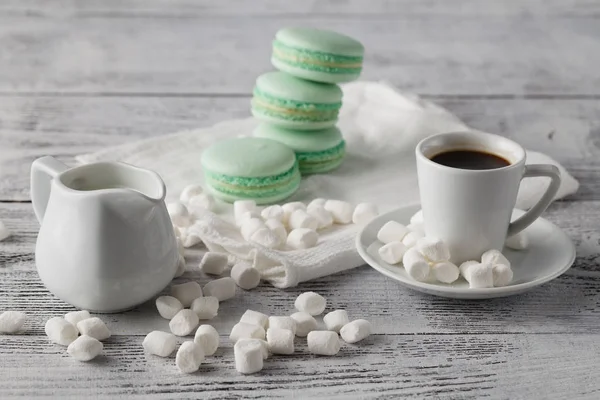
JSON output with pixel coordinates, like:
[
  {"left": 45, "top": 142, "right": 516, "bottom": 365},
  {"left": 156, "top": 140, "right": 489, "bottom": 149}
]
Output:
[
  {"left": 507, "top": 164, "right": 561, "bottom": 237},
  {"left": 31, "top": 156, "right": 69, "bottom": 223}
]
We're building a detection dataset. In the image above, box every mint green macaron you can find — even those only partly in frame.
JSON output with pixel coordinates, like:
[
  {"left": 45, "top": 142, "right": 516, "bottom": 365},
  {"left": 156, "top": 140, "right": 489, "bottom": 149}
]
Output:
[
  {"left": 251, "top": 71, "right": 343, "bottom": 131},
  {"left": 201, "top": 137, "right": 301, "bottom": 204},
  {"left": 272, "top": 27, "right": 364, "bottom": 84},
  {"left": 253, "top": 124, "right": 346, "bottom": 174}
]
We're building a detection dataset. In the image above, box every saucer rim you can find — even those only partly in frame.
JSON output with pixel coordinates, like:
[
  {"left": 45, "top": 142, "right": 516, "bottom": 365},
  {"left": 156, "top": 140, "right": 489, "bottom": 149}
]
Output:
[{"left": 355, "top": 204, "right": 576, "bottom": 299}]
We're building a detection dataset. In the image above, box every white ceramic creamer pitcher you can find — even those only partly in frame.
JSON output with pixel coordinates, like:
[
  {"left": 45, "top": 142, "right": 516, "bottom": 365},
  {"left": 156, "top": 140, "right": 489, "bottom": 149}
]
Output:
[{"left": 31, "top": 156, "right": 178, "bottom": 312}]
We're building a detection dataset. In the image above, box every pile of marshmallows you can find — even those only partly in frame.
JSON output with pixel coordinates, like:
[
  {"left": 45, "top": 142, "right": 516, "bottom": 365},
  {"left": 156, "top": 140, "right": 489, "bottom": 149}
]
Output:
[
  {"left": 0, "top": 310, "right": 110, "bottom": 362},
  {"left": 377, "top": 210, "right": 529, "bottom": 288},
  {"left": 144, "top": 291, "right": 371, "bottom": 374},
  {"left": 169, "top": 183, "right": 380, "bottom": 253}
]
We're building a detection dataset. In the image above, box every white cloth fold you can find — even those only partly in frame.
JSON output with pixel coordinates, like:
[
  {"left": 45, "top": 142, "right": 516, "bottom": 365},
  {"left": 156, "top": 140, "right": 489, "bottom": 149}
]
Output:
[{"left": 77, "top": 81, "right": 579, "bottom": 288}]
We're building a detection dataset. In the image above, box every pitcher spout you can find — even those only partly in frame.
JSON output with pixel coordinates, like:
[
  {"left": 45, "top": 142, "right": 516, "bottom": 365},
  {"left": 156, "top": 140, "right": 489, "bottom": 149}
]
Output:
[{"left": 57, "top": 162, "right": 166, "bottom": 202}]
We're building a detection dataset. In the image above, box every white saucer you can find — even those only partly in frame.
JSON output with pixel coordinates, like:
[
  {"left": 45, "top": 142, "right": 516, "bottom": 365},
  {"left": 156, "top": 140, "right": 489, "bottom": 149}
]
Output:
[{"left": 356, "top": 204, "right": 576, "bottom": 299}]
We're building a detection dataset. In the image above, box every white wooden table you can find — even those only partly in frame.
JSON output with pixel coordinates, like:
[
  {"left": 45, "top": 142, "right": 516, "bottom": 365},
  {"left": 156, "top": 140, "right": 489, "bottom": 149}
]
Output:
[{"left": 1, "top": 1, "right": 599, "bottom": 398}]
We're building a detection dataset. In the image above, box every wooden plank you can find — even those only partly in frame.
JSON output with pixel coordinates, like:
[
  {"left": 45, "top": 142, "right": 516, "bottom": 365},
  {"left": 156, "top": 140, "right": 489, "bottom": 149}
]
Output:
[
  {"left": 1, "top": 0, "right": 599, "bottom": 17},
  {"left": 0, "top": 333, "right": 598, "bottom": 399},
  {"left": 0, "top": 13, "right": 598, "bottom": 95},
  {"left": 1, "top": 200, "right": 600, "bottom": 337},
  {"left": 0, "top": 96, "right": 597, "bottom": 201}
]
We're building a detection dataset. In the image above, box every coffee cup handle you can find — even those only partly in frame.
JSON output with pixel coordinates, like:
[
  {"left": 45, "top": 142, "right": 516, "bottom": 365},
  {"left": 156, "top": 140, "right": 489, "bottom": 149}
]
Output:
[{"left": 507, "top": 164, "right": 562, "bottom": 237}]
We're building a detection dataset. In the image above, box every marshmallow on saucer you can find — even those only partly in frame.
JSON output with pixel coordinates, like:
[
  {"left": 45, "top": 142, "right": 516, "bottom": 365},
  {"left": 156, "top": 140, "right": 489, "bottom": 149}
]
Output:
[
  {"left": 402, "top": 248, "right": 431, "bottom": 282},
  {"left": 505, "top": 232, "right": 529, "bottom": 250},
  {"left": 378, "top": 242, "right": 408, "bottom": 264},
  {"left": 431, "top": 261, "right": 460, "bottom": 283},
  {"left": 416, "top": 237, "right": 450, "bottom": 262},
  {"left": 352, "top": 203, "right": 379, "bottom": 225},
  {"left": 377, "top": 221, "right": 409, "bottom": 244}
]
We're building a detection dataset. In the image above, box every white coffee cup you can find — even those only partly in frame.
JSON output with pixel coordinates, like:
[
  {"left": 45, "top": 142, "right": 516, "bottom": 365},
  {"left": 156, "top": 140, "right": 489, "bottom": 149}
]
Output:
[{"left": 416, "top": 131, "right": 561, "bottom": 264}]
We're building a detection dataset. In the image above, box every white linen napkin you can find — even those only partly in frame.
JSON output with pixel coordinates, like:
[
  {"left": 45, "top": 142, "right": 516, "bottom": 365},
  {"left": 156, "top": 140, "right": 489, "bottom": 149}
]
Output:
[{"left": 76, "top": 81, "right": 579, "bottom": 288}]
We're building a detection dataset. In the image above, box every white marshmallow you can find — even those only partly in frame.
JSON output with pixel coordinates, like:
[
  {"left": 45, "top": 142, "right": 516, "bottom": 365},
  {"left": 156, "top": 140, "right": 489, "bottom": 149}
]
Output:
[
  {"left": 307, "top": 331, "right": 341, "bottom": 356},
  {"left": 505, "top": 232, "right": 529, "bottom": 250},
  {"left": 406, "top": 223, "right": 425, "bottom": 235},
  {"left": 237, "top": 338, "right": 269, "bottom": 359},
  {"left": 203, "top": 277, "right": 236, "bottom": 301},
  {"left": 167, "top": 202, "right": 191, "bottom": 227},
  {"left": 250, "top": 227, "right": 282, "bottom": 249},
  {"left": 169, "top": 309, "right": 200, "bottom": 336},
  {"left": 402, "top": 231, "right": 424, "bottom": 248},
  {"left": 295, "top": 292, "right": 326, "bottom": 316},
  {"left": 307, "top": 205, "right": 334, "bottom": 230},
  {"left": 0, "top": 311, "right": 26, "bottom": 333},
  {"left": 282, "top": 202, "right": 307, "bottom": 224},
  {"left": 143, "top": 331, "right": 177, "bottom": 357},
  {"left": 230, "top": 263, "right": 261, "bottom": 290},
  {"left": 340, "top": 319, "right": 372, "bottom": 343},
  {"left": 323, "top": 310, "right": 349, "bottom": 333},
  {"left": 176, "top": 341, "right": 205, "bottom": 374},
  {"left": 268, "top": 316, "right": 297, "bottom": 335},
  {"left": 179, "top": 184, "right": 204, "bottom": 204},
  {"left": 261, "top": 205, "right": 284, "bottom": 221},
  {"left": 170, "top": 281, "right": 203, "bottom": 307},
  {"left": 288, "top": 209, "right": 319, "bottom": 231},
  {"left": 352, "top": 203, "right": 379, "bottom": 225},
  {"left": 237, "top": 210, "right": 261, "bottom": 226},
  {"left": 459, "top": 260, "right": 479, "bottom": 279},
  {"left": 0, "top": 220, "right": 10, "bottom": 242},
  {"left": 67, "top": 335, "right": 103, "bottom": 362},
  {"left": 234, "top": 200, "right": 257, "bottom": 224},
  {"left": 234, "top": 339, "right": 264, "bottom": 374},
  {"left": 432, "top": 261, "right": 460, "bottom": 283},
  {"left": 175, "top": 254, "right": 186, "bottom": 278},
  {"left": 464, "top": 262, "right": 494, "bottom": 288},
  {"left": 402, "top": 248, "right": 431, "bottom": 282},
  {"left": 182, "top": 230, "right": 202, "bottom": 248},
  {"left": 378, "top": 241, "right": 408, "bottom": 265},
  {"left": 324, "top": 200, "right": 353, "bottom": 224},
  {"left": 64, "top": 310, "right": 90, "bottom": 332},
  {"left": 190, "top": 296, "right": 219, "bottom": 320},
  {"left": 266, "top": 328, "right": 294, "bottom": 355},
  {"left": 290, "top": 312, "right": 318, "bottom": 337},
  {"left": 199, "top": 252, "right": 228, "bottom": 276},
  {"left": 240, "top": 218, "right": 265, "bottom": 241},
  {"left": 377, "top": 221, "right": 409, "bottom": 244},
  {"left": 187, "top": 193, "right": 215, "bottom": 216},
  {"left": 194, "top": 324, "right": 220, "bottom": 356},
  {"left": 77, "top": 317, "right": 111, "bottom": 341},
  {"left": 492, "top": 263, "right": 514, "bottom": 287},
  {"left": 230, "top": 322, "right": 266, "bottom": 343},
  {"left": 410, "top": 210, "right": 423, "bottom": 225},
  {"left": 307, "top": 198, "right": 326, "bottom": 211},
  {"left": 416, "top": 237, "right": 451, "bottom": 262},
  {"left": 286, "top": 228, "right": 318, "bottom": 250},
  {"left": 45, "top": 317, "right": 78, "bottom": 345},
  {"left": 156, "top": 296, "right": 183, "bottom": 320},
  {"left": 264, "top": 218, "right": 287, "bottom": 244},
  {"left": 481, "top": 249, "right": 511, "bottom": 268},
  {"left": 240, "top": 310, "right": 269, "bottom": 329}
]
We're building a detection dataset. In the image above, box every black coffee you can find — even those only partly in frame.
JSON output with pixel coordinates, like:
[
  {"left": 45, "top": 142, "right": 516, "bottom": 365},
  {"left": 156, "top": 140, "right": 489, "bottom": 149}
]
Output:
[{"left": 430, "top": 150, "right": 510, "bottom": 170}]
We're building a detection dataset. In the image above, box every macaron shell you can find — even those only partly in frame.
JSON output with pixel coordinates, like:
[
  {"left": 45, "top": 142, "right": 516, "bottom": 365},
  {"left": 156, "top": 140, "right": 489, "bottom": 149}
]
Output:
[
  {"left": 250, "top": 110, "right": 337, "bottom": 131},
  {"left": 254, "top": 72, "right": 343, "bottom": 104},
  {"left": 201, "top": 137, "right": 296, "bottom": 178},
  {"left": 271, "top": 59, "right": 360, "bottom": 84},
  {"left": 275, "top": 27, "right": 364, "bottom": 57},
  {"left": 253, "top": 124, "right": 343, "bottom": 152}
]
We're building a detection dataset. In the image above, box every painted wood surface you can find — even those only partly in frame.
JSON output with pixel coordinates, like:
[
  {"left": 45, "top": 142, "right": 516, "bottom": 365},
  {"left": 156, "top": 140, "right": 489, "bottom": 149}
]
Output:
[{"left": 0, "top": 0, "right": 599, "bottom": 398}]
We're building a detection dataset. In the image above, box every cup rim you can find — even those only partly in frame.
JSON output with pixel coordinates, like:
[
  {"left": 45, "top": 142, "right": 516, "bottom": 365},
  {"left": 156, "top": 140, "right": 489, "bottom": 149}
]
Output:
[{"left": 415, "top": 131, "right": 526, "bottom": 173}]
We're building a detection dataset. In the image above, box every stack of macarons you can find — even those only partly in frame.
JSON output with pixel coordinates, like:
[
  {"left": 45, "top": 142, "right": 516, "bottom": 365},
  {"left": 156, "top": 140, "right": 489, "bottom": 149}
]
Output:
[
  {"left": 201, "top": 28, "right": 364, "bottom": 204},
  {"left": 252, "top": 27, "right": 364, "bottom": 175}
]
